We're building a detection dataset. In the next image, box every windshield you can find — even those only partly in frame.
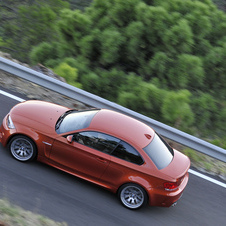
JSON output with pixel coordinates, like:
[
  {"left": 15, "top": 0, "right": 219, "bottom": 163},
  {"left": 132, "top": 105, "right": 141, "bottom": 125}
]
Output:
[
  {"left": 143, "top": 133, "right": 174, "bottom": 170},
  {"left": 56, "top": 110, "right": 99, "bottom": 134}
]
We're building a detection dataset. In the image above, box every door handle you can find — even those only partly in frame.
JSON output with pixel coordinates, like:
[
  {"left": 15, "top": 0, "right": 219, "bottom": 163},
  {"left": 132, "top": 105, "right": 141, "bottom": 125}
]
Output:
[{"left": 96, "top": 157, "right": 108, "bottom": 163}]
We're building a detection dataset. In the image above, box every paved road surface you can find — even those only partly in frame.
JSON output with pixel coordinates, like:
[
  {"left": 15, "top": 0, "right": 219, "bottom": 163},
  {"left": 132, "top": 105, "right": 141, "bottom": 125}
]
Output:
[{"left": 0, "top": 87, "right": 225, "bottom": 226}]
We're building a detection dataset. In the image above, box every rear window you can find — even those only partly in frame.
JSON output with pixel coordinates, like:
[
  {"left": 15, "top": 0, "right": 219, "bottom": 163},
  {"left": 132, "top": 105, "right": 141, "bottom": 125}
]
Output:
[
  {"left": 143, "top": 133, "right": 173, "bottom": 170},
  {"left": 56, "top": 110, "right": 98, "bottom": 134}
]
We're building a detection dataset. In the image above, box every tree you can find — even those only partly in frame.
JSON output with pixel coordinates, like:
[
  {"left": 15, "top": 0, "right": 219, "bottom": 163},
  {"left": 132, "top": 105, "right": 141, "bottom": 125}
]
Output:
[
  {"left": 69, "top": 0, "right": 93, "bottom": 10},
  {"left": 118, "top": 75, "right": 165, "bottom": 119},
  {"left": 81, "top": 68, "right": 127, "bottom": 101},
  {"left": 203, "top": 44, "right": 226, "bottom": 99},
  {"left": 167, "top": 54, "right": 204, "bottom": 89},
  {"left": 213, "top": 0, "right": 226, "bottom": 11},
  {"left": 161, "top": 90, "right": 194, "bottom": 130},
  {"left": 53, "top": 62, "right": 82, "bottom": 88},
  {"left": 191, "top": 92, "right": 217, "bottom": 133},
  {"left": 0, "top": 0, "right": 69, "bottom": 62},
  {"left": 29, "top": 0, "right": 226, "bottom": 136}
]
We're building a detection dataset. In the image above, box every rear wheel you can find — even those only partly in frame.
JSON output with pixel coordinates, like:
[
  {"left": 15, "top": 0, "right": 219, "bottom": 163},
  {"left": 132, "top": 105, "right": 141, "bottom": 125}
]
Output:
[
  {"left": 118, "top": 183, "right": 148, "bottom": 210},
  {"left": 8, "top": 135, "right": 37, "bottom": 162}
]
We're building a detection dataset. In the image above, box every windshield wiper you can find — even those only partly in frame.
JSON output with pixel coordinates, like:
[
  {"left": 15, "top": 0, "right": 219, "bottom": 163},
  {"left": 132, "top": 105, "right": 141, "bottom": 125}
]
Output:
[
  {"left": 55, "top": 117, "right": 63, "bottom": 130},
  {"left": 55, "top": 110, "right": 77, "bottom": 131}
]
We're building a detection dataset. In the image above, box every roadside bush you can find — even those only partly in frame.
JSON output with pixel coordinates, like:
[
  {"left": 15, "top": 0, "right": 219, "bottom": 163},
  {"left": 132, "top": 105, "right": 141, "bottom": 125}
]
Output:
[
  {"left": 53, "top": 62, "right": 82, "bottom": 88},
  {"left": 30, "top": 42, "right": 64, "bottom": 65},
  {"left": 161, "top": 90, "right": 194, "bottom": 130}
]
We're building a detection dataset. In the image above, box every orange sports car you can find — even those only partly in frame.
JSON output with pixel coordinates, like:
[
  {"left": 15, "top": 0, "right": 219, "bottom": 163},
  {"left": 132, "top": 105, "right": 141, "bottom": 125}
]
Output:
[{"left": 0, "top": 100, "right": 190, "bottom": 209}]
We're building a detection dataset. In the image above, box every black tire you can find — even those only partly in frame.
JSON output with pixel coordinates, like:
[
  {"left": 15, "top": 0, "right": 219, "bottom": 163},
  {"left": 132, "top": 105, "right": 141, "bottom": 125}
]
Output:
[
  {"left": 118, "top": 183, "right": 148, "bottom": 210},
  {"left": 8, "top": 135, "right": 37, "bottom": 162}
]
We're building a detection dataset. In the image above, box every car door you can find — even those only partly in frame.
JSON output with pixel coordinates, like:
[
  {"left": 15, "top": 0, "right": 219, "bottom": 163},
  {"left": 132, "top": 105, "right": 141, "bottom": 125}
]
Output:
[
  {"left": 49, "top": 131, "right": 119, "bottom": 181},
  {"left": 100, "top": 140, "right": 145, "bottom": 187}
]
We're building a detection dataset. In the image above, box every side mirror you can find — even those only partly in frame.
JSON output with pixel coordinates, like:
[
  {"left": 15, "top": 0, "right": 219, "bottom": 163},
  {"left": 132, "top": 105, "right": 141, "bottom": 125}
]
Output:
[{"left": 67, "top": 135, "right": 73, "bottom": 143}]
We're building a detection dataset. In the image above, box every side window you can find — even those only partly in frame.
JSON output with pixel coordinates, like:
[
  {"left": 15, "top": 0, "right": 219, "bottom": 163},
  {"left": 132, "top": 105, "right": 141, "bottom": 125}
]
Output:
[
  {"left": 73, "top": 131, "right": 120, "bottom": 154},
  {"left": 111, "top": 141, "right": 144, "bottom": 165}
]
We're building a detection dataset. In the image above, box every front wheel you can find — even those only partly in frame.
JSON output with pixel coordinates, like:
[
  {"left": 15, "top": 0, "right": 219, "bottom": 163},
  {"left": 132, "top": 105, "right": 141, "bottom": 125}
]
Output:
[
  {"left": 8, "top": 135, "right": 37, "bottom": 162},
  {"left": 118, "top": 183, "right": 148, "bottom": 210}
]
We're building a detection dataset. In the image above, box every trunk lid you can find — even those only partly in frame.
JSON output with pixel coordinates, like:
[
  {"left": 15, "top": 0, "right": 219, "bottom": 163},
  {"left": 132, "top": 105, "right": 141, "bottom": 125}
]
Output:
[{"left": 160, "top": 149, "right": 190, "bottom": 180}]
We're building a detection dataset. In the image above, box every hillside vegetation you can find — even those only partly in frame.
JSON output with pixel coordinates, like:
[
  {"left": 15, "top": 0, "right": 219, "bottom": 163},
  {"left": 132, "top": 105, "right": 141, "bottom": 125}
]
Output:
[{"left": 0, "top": 0, "right": 226, "bottom": 147}]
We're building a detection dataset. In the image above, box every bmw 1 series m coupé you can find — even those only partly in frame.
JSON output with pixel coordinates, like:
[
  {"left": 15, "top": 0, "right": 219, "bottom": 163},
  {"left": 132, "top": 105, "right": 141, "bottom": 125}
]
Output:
[{"left": 0, "top": 100, "right": 190, "bottom": 209}]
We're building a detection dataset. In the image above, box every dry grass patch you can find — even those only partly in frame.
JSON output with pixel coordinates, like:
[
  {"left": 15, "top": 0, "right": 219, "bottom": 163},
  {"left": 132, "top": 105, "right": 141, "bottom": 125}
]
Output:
[{"left": 0, "top": 199, "right": 67, "bottom": 226}]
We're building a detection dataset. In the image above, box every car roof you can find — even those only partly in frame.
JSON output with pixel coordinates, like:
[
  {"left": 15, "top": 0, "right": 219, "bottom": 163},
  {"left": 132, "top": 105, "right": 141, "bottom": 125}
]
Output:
[{"left": 88, "top": 109, "right": 155, "bottom": 148}]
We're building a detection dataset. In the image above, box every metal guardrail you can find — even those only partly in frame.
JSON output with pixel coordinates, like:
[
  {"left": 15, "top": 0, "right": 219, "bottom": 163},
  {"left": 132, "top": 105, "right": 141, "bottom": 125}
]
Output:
[{"left": 0, "top": 56, "right": 226, "bottom": 162}]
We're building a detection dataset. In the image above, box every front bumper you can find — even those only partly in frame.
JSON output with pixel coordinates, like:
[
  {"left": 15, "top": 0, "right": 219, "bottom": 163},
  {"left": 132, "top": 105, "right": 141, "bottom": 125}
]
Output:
[
  {"left": 0, "top": 129, "right": 3, "bottom": 143},
  {"left": 0, "top": 114, "right": 16, "bottom": 146}
]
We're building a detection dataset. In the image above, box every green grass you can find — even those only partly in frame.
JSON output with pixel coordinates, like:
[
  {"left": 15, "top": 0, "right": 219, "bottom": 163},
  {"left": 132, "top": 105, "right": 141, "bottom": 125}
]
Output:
[
  {"left": 180, "top": 147, "right": 226, "bottom": 179},
  {"left": 182, "top": 148, "right": 204, "bottom": 163}
]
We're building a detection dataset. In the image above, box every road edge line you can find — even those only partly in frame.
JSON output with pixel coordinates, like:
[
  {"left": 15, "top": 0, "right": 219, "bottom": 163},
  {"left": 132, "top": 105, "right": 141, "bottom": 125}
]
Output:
[
  {"left": 0, "top": 89, "right": 25, "bottom": 102},
  {"left": 189, "top": 169, "right": 226, "bottom": 188}
]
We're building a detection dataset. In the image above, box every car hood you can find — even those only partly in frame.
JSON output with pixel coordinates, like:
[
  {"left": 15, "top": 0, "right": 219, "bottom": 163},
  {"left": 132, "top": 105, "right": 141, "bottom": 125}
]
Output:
[
  {"left": 160, "top": 150, "right": 190, "bottom": 180},
  {"left": 10, "top": 100, "right": 69, "bottom": 134}
]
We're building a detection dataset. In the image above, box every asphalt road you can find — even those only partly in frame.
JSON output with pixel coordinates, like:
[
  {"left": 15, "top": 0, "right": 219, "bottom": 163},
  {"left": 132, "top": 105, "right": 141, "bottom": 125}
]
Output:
[{"left": 0, "top": 87, "right": 225, "bottom": 226}]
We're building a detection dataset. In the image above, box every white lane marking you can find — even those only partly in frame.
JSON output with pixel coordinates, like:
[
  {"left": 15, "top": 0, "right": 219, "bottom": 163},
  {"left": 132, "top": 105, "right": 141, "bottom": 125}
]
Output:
[
  {"left": 189, "top": 169, "right": 226, "bottom": 189},
  {"left": 1, "top": 89, "right": 226, "bottom": 189},
  {"left": 0, "top": 89, "right": 25, "bottom": 102}
]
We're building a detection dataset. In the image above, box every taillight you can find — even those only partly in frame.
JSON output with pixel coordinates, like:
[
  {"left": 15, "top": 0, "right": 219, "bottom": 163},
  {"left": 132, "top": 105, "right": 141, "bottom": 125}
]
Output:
[{"left": 164, "top": 182, "right": 178, "bottom": 191}]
